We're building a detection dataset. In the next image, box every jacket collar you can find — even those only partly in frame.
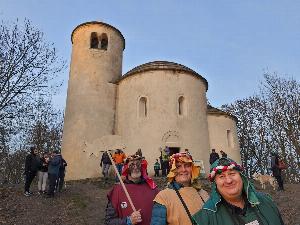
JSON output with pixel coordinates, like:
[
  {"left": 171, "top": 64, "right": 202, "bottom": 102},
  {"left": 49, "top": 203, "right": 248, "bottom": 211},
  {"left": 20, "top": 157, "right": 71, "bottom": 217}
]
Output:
[
  {"left": 203, "top": 174, "right": 260, "bottom": 213},
  {"left": 168, "top": 181, "right": 185, "bottom": 190},
  {"left": 124, "top": 177, "right": 146, "bottom": 184}
]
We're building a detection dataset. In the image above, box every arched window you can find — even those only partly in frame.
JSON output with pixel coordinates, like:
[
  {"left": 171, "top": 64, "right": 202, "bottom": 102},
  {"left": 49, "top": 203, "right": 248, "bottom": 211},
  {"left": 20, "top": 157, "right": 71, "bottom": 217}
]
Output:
[
  {"left": 90, "top": 32, "right": 99, "bottom": 49},
  {"left": 178, "top": 96, "right": 185, "bottom": 116},
  {"left": 139, "top": 97, "right": 147, "bottom": 118},
  {"left": 99, "top": 33, "right": 108, "bottom": 50}
]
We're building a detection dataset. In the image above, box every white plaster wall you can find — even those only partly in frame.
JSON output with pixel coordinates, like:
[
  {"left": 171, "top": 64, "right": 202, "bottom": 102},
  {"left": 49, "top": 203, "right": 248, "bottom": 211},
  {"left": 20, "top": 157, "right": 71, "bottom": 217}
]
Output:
[
  {"left": 207, "top": 114, "right": 241, "bottom": 164},
  {"left": 62, "top": 23, "right": 123, "bottom": 180},
  {"left": 116, "top": 70, "right": 211, "bottom": 175}
]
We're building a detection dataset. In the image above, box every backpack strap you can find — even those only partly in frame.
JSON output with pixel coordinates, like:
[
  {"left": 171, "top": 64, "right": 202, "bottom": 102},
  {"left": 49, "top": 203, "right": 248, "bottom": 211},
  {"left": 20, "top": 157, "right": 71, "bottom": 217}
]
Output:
[
  {"left": 172, "top": 183, "right": 196, "bottom": 225},
  {"left": 199, "top": 195, "right": 205, "bottom": 203}
]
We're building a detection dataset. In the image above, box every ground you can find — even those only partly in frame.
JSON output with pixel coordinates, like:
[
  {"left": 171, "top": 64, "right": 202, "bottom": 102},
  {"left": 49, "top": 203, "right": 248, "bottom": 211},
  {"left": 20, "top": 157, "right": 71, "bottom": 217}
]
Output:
[{"left": 0, "top": 178, "right": 299, "bottom": 225}]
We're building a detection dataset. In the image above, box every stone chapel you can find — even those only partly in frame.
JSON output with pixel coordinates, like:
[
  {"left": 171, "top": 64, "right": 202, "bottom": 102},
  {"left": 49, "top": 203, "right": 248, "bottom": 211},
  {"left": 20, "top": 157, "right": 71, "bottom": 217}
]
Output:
[{"left": 62, "top": 21, "right": 241, "bottom": 180}]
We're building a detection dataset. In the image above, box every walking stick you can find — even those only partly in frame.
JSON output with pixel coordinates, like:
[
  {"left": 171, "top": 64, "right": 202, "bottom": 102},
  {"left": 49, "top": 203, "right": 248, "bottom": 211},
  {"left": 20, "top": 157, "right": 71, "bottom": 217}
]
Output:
[{"left": 106, "top": 150, "right": 137, "bottom": 212}]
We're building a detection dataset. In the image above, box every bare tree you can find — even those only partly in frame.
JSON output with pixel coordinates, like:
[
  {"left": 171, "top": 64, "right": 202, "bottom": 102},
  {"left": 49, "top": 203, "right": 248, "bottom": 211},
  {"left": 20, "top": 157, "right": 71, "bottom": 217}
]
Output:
[
  {"left": 0, "top": 98, "right": 63, "bottom": 184},
  {"left": 222, "top": 73, "right": 300, "bottom": 182},
  {"left": 261, "top": 73, "right": 300, "bottom": 156},
  {"left": 222, "top": 97, "right": 269, "bottom": 176},
  {"left": 0, "top": 19, "right": 65, "bottom": 124},
  {"left": 26, "top": 98, "right": 63, "bottom": 153},
  {"left": 261, "top": 73, "right": 300, "bottom": 182},
  {"left": 0, "top": 19, "right": 65, "bottom": 184}
]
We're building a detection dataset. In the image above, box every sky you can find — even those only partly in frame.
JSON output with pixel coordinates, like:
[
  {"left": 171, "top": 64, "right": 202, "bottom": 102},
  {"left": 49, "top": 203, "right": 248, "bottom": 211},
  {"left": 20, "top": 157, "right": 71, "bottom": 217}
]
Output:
[{"left": 1, "top": 1, "right": 300, "bottom": 110}]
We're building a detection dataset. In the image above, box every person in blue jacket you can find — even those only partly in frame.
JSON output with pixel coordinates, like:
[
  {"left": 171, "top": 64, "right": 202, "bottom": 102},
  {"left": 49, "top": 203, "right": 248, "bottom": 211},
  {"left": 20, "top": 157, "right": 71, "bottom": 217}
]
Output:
[{"left": 46, "top": 150, "right": 61, "bottom": 198}]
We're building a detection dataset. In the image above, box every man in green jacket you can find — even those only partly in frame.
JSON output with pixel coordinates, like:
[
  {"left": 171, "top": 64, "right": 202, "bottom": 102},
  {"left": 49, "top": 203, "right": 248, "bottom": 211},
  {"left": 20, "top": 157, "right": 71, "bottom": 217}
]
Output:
[{"left": 193, "top": 158, "right": 285, "bottom": 225}]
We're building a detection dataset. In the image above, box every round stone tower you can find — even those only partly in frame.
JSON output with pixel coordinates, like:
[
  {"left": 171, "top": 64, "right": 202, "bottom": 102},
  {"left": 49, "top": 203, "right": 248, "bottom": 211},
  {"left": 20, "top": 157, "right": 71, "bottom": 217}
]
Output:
[{"left": 62, "top": 21, "right": 125, "bottom": 180}]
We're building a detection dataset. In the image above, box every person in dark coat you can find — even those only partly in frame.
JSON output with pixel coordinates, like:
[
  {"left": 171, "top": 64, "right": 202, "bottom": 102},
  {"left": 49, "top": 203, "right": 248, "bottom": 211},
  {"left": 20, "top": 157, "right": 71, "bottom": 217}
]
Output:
[
  {"left": 24, "top": 146, "right": 40, "bottom": 196},
  {"left": 46, "top": 150, "right": 62, "bottom": 197},
  {"left": 160, "top": 147, "right": 169, "bottom": 177},
  {"left": 100, "top": 151, "right": 112, "bottom": 180},
  {"left": 57, "top": 155, "right": 67, "bottom": 192},
  {"left": 220, "top": 150, "right": 227, "bottom": 158},
  {"left": 153, "top": 159, "right": 160, "bottom": 177},
  {"left": 271, "top": 152, "right": 284, "bottom": 191},
  {"left": 209, "top": 149, "right": 219, "bottom": 165}
]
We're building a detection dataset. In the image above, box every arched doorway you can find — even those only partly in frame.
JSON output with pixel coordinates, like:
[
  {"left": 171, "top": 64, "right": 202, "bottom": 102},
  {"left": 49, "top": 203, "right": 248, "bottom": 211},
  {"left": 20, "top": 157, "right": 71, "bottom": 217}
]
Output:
[{"left": 168, "top": 147, "right": 180, "bottom": 156}]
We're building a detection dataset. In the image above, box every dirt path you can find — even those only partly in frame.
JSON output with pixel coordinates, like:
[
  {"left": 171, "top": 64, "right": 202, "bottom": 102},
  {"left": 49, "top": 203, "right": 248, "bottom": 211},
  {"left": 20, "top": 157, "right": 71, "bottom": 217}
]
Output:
[{"left": 0, "top": 178, "right": 299, "bottom": 225}]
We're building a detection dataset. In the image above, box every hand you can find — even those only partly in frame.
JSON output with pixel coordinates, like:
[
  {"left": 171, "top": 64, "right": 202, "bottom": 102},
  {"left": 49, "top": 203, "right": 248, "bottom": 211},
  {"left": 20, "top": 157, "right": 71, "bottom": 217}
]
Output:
[{"left": 130, "top": 209, "right": 142, "bottom": 224}]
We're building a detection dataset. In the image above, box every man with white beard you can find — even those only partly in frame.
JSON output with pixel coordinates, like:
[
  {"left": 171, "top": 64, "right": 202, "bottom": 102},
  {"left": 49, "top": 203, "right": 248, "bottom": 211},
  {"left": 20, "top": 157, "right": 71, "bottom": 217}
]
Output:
[{"left": 105, "top": 154, "right": 159, "bottom": 225}]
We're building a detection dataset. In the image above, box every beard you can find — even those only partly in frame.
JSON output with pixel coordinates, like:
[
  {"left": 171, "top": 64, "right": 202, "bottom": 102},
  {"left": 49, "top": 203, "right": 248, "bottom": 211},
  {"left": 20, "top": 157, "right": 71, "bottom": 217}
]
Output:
[
  {"left": 130, "top": 170, "right": 141, "bottom": 179},
  {"left": 129, "top": 167, "right": 142, "bottom": 180}
]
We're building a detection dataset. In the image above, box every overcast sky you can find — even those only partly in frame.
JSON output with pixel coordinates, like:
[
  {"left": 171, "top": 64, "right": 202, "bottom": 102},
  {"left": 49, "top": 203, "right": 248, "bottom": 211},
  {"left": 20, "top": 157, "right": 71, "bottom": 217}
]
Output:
[{"left": 1, "top": 0, "right": 299, "bottom": 110}]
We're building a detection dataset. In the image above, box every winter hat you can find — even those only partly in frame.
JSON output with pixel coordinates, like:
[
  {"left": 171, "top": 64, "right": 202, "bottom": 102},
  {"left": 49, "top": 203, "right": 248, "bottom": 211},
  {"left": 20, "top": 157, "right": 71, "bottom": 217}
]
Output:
[
  {"left": 121, "top": 154, "right": 157, "bottom": 189},
  {"left": 208, "top": 157, "right": 243, "bottom": 182},
  {"left": 167, "top": 152, "right": 200, "bottom": 183},
  {"left": 203, "top": 158, "right": 260, "bottom": 212}
]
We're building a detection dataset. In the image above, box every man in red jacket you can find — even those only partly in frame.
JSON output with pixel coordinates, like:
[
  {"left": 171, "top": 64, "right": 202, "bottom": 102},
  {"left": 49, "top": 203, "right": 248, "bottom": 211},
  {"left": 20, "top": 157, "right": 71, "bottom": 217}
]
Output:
[{"left": 105, "top": 154, "right": 159, "bottom": 225}]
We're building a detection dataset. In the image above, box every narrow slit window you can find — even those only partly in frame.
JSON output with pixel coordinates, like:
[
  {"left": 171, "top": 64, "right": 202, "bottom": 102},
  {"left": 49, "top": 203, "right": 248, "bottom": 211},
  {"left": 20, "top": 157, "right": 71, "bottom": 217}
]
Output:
[
  {"left": 178, "top": 96, "right": 185, "bottom": 115},
  {"left": 227, "top": 129, "right": 233, "bottom": 148},
  {"left": 139, "top": 97, "right": 147, "bottom": 118},
  {"left": 99, "top": 33, "right": 108, "bottom": 50},
  {"left": 90, "top": 32, "right": 99, "bottom": 49}
]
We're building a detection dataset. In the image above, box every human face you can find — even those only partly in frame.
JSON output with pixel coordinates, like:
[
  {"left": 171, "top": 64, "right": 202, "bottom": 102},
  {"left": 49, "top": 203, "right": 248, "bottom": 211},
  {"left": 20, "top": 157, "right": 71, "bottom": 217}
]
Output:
[
  {"left": 128, "top": 160, "right": 141, "bottom": 181},
  {"left": 215, "top": 170, "right": 243, "bottom": 202},
  {"left": 174, "top": 162, "right": 192, "bottom": 186}
]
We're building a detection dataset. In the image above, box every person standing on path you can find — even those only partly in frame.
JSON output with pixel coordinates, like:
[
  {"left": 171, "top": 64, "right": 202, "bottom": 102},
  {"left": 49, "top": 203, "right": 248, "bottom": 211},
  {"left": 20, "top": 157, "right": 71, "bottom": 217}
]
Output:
[
  {"left": 37, "top": 152, "right": 49, "bottom": 194},
  {"left": 209, "top": 149, "right": 219, "bottom": 165},
  {"left": 101, "top": 151, "right": 112, "bottom": 180},
  {"left": 46, "top": 150, "right": 61, "bottom": 198},
  {"left": 24, "top": 146, "right": 40, "bottom": 197}
]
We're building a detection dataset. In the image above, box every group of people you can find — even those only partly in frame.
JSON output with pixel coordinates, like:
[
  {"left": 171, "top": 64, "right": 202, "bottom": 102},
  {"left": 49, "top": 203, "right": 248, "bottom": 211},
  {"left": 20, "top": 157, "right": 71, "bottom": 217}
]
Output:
[
  {"left": 104, "top": 151, "right": 285, "bottom": 225},
  {"left": 159, "top": 147, "right": 170, "bottom": 177},
  {"left": 100, "top": 149, "right": 127, "bottom": 183},
  {"left": 101, "top": 148, "right": 151, "bottom": 183},
  {"left": 24, "top": 146, "right": 67, "bottom": 198},
  {"left": 209, "top": 148, "right": 227, "bottom": 165}
]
